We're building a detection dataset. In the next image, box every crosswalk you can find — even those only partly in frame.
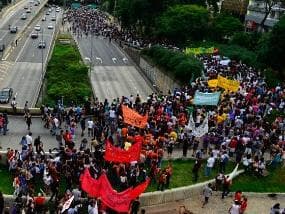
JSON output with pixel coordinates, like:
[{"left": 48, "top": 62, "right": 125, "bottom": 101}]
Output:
[{"left": 0, "top": 60, "right": 14, "bottom": 85}]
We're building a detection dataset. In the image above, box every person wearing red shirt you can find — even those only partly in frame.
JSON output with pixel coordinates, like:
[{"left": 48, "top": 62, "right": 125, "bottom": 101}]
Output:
[{"left": 240, "top": 196, "right": 248, "bottom": 214}]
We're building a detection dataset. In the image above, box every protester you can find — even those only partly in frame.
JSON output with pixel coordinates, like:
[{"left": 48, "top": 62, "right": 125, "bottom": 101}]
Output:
[{"left": 202, "top": 183, "right": 212, "bottom": 208}]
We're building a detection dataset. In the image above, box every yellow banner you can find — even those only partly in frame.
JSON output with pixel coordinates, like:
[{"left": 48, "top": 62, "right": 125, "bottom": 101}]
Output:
[
  {"left": 184, "top": 47, "right": 217, "bottom": 55},
  {"left": 208, "top": 76, "right": 239, "bottom": 92},
  {"left": 208, "top": 79, "right": 218, "bottom": 87}
]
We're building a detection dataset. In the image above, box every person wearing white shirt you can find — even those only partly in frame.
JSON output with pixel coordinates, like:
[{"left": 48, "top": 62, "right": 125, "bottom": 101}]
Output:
[
  {"left": 205, "top": 153, "right": 215, "bottom": 177},
  {"left": 87, "top": 119, "right": 94, "bottom": 137},
  {"left": 229, "top": 200, "right": 241, "bottom": 214},
  {"left": 26, "top": 132, "right": 33, "bottom": 145}
]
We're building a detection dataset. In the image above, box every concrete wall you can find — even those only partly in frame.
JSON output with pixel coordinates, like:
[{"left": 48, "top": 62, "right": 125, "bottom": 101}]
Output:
[{"left": 139, "top": 57, "right": 181, "bottom": 95}]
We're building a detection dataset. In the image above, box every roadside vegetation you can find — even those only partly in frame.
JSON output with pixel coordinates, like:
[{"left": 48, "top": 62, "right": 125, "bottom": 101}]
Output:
[
  {"left": 141, "top": 46, "right": 203, "bottom": 84},
  {"left": 43, "top": 34, "right": 92, "bottom": 106}
]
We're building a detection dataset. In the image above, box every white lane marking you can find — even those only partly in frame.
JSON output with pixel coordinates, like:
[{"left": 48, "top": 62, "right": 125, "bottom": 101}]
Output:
[
  {"left": 122, "top": 57, "right": 128, "bottom": 64},
  {"left": 112, "top": 57, "right": 117, "bottom": 63},
  {"left": 95, "top": 57, "right": 102, "bottom": 64}
]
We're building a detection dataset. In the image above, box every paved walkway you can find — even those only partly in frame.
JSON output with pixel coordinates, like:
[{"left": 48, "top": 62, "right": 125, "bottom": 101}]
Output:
[
  {"left": 0, "top": 116, "right": 186, "bottom": 159},
  {"left": 142, "top": 192, "right": 285, "bottom": 214}
]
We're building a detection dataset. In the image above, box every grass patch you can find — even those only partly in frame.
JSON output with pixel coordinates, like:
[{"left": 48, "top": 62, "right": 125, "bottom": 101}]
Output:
[
  {"left": 3, "top": 161, "right": 284, "bottom": 194},
  {"left": 231, "top": 165, "right": 285, "bottom": 192},
  {"left": 43, "top": 34, "right": 92, "bottom": 106},
  {"left": 147, "top": 159, "right": 236, "bottom": 192}
]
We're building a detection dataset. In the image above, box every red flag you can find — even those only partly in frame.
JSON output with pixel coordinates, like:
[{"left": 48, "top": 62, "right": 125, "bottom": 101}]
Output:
[
  {"left": 122, "top": 105, "right": 148, "bottom": 128},
  {"left": 80, "top": 169, "right": 150, "bottom": 213},
  {"left": 104, "top": 140, "right": 141, "bottom": 163}
]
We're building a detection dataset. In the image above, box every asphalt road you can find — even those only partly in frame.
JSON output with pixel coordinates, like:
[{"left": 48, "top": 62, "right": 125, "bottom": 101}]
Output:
[
  {"left": 0, "top": 0, "right": 41, "bottom": 52},
  {"left": 0, "top": 8, "right": 61, "bottom": 107},
  {"left": 75, "top": 34, "right": 154, "bottom": 102}
]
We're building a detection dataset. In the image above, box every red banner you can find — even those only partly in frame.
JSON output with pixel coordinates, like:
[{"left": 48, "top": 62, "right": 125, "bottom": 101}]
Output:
[
  {"left": 104, "top": 140, "right": 142, "bottom": 163},
  {"left": 122, "top": 105, "right": 148, "bottom": 128},
  {"left": 80, "top": 169, "right": 150, "bottom": 213},
  {"left": 80, "top": 168, "right": 101, "bottom": 197}
]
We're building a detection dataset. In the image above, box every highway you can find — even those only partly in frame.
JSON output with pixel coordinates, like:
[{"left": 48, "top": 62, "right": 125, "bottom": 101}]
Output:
[
  {"left": 0, "top": 7, "right": 61, "bottom": 107},
  {"left": 0, "top": 0, "right": 40, "bottom": 54},
  {"left": 75, "top": 35, "right": 154, "bottom": 102}
]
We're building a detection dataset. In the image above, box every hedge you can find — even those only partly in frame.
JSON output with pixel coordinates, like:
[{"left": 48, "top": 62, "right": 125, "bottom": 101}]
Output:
[
  {"left": 44, "top": 38, "right": 92, "bottom": 106},
  {"left": 141, "top": 46, "right": 203, "bottom": 83}
]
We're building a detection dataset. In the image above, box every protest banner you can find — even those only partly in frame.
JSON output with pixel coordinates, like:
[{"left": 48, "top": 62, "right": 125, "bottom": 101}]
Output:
[
  {"left": 122, "top": 105, "right": 148, "bottom": 128},
  {"left": 104, "top": 140, "right": 142, "bottom": 163},
  {"left": 207, "top": 76, "right": 240, "bottom": 92},
  {"left": 80, "top": 169, "right": 150, "bottom": 213},
  {"left": 217, "top": 75, "right": 240, "bottom": 92},
  {"left": 193, "top": 91, "right": 221, "bottom": 106},
  {"left": 184, "top": 47, "right": 218, "bottom": 55}
]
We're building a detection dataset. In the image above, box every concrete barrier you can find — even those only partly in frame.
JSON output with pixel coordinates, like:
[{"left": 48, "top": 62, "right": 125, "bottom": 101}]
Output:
[{"left": 0, "top": 106, "right": 41, "bottom": 115}]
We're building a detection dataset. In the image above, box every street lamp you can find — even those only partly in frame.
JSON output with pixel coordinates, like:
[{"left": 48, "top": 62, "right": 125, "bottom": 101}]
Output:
[{"left": 41, "top": 28, "right": 44, "bottom": 103}]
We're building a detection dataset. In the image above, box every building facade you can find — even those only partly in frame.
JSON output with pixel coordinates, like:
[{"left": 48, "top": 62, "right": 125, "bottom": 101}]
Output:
[{"left": 245, "top": 0, "right": 285, "bottom": 31}]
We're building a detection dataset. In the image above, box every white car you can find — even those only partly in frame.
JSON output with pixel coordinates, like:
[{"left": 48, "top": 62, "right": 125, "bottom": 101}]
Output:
[
  {"left": 56, "top": 8, "right": 60, "bottom": 12},
  {"left": 47, "top": 24, "right": 53, "bottom": 29},
  {"left": 34, "top": 25, "right": 41, "bottom": 31},
  {"left": 42, "top": 16, "right": 46, "bottom": 21}
]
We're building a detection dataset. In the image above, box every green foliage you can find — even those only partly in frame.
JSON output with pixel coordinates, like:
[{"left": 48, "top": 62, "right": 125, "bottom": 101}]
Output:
[
  {"left": 44, "top": 40, "right": 92, "bottom": 106},
  {"left": 210, "top": 14, "right": 243, "bottom": 41},
  {"left": 156, "top": 4, "right": 209, "bottom": 43},
  {"left": 142, "top": 46, "right": 203, "bottom": 83},
  {"left": 259, "top": 15, "right": 285, "bottom": 77},
  {"left": 230, "top": 31, "right": 262, "bottom": 51}
]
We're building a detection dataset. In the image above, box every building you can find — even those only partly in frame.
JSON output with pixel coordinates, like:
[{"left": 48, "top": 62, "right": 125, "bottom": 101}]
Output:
[
  {"left": 220, "top": 0, "right": 249, "bottom": 18},
  {"left": 245, "top": 0, "right": 285, "bottom": 31}
]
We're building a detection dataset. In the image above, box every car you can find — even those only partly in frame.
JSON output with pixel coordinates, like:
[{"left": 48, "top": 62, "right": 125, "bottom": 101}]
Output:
[
  {"left": 46, "top": 11, "right": 49, "bottom": 15},
  {"left": 0, "top": 88, "right": 13, "bottom": 104},
  {"left": 51, "top": 16, "right": 56, "bottom": 21},
  {"left": 48, "top": 8, "right": 52, "bottom": 13},
  {"left": 10, "top": 26, "right": 17, "bottom": 33},
  {"left": 38, "top": 41, "right": 46, "bottom": 48},
  {"left": 24, "top": 5, "right": 29, "bottom": 9},
  {"left": 42, "top": 16, "right": 46, "bottom": 21},
  {"left": 31, "top": 32, "right": 38, "bottom": 39},
  {"left": 55, "top": 8, "right": 60, "bottom": 12},
  {"left": 26, "top": 9, "right": 31, "bottom": 13},
  {"left": 47, "top": 24, "right": 53, "bottom": 29},
  {"left": 21, "top": 13, "right": 27, "bottom": 20},
  {"left": 34, "top": 1, "right": 39, "bottom": 6},
  {"left": 34, "top": 25, "right": 41, "bottom": 31}
]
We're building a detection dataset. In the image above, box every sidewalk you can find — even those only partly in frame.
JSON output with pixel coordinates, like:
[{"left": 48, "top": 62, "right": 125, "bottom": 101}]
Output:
[
  {"left": 142, "top": 192, "right": 285, "bottom": 214},
  {"left": 0, "top": 116, "right": 187, "bottom": 159}
]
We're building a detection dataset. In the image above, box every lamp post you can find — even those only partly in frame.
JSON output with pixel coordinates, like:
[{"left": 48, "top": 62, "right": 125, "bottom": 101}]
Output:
[{"left": 41, "top": 28, "right": 44, "bottom": 103}]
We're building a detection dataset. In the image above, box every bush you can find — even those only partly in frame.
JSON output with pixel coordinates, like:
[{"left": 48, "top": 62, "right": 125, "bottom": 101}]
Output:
[
  {"left": 142, "top": 46, "right": 203, "bottom": 83},
  {"left": 44, "top": 39, "right": 92, "bottom": 106}
]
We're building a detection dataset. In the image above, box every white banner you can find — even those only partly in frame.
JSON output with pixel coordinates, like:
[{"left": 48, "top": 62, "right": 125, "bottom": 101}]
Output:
[{"left": 186, "top": 113, "right": 209, "bottom": 138}]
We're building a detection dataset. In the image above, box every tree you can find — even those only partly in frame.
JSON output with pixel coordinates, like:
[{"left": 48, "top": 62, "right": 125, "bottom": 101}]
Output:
[
  {"left": 259, "top": 15, "right": 285, "bottom": 75},
  {"left": 156, "top": 5, "right": 209, "bottom": 44},
  {"left": 210, "top": 14, "right": 243, "bottom": 41},
  {"left": 260, "top": 0, "right": 285, "bottom": 30}
]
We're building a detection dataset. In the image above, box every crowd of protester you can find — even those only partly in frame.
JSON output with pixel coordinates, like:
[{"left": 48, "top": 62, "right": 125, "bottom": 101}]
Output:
[
  {"left": 1, "top": 6, "right": 285, "bottom": 214},
  {"left": 64, "top": 6, "right": 178, "bottom": 50}
]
